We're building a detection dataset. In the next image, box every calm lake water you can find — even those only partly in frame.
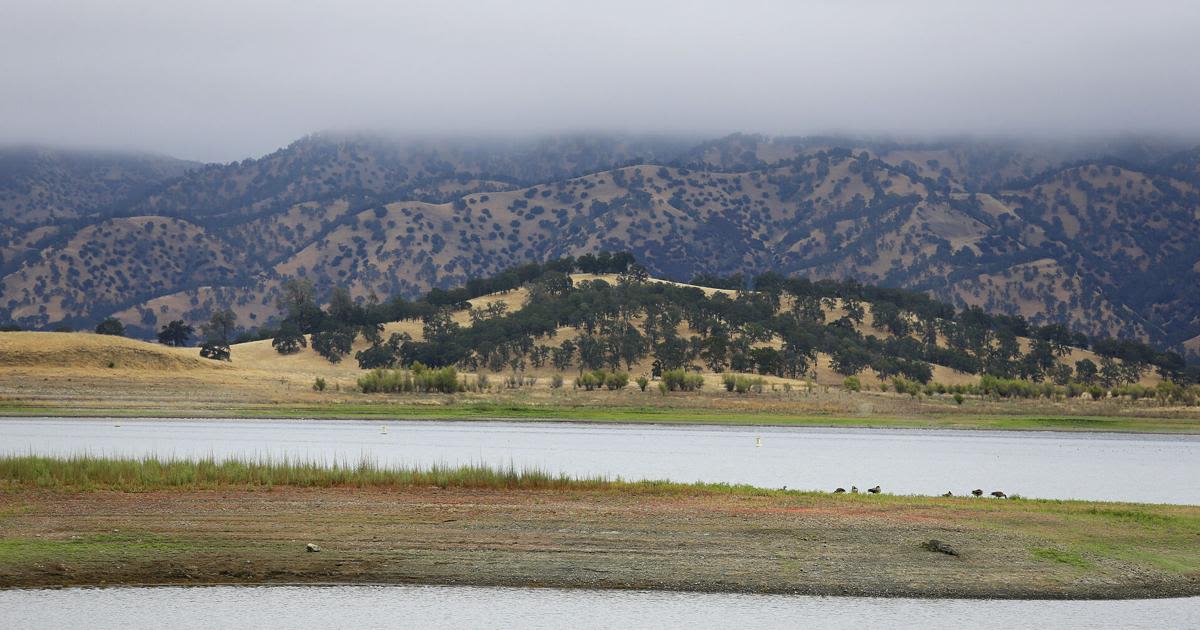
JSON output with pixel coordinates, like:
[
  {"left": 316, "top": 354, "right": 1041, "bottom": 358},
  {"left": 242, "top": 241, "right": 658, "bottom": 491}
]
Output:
[
  {"left": 2, "top": 417, "right": 1197, "bottom": 503},
  {"left": 1, "top": 586, "right": 1197, "bottom": 630}
]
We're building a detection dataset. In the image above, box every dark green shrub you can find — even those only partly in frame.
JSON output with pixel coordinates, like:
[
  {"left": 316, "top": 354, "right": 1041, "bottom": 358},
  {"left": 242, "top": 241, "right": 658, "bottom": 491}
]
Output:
[{"left": 94, "top": 317, "right": 125, "bottom": 337}]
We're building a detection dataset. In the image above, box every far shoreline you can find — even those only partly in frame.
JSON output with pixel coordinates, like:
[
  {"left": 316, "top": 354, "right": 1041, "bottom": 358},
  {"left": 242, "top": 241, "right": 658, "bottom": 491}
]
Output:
[{"left": 3, "top": 403, "right": 1200, "bottom": 435}]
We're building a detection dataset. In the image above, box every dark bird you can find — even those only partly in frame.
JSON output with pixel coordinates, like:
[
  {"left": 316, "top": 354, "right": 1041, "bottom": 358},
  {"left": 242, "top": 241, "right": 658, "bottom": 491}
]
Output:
[
  {"left": 991, "top": 491, "right": 1007, "bottom": 499},
  {"left": 850, "top": 486, "right": 859, "bottom": 494},
  {"left": 834, "top": 487, "right": 846, "bottom": 494},
  {"left": 867, "top": 485, "right": 881, "bottom": 494},
  {"left": 971, "top": 489, "right": 983, "bottom": 497},
  {"left": 942, "top": 491, "right": 953, "bottom": 497}
]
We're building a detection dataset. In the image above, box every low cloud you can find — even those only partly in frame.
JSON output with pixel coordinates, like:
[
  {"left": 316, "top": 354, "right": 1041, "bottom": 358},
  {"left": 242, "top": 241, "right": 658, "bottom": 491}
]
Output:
[{"left": 2, "top": 0, "right": 1198, "bottom": 161}]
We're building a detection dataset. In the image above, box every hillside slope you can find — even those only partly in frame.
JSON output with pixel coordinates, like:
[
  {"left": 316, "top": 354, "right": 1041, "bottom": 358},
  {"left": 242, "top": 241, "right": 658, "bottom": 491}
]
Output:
[
  {"left": 0, "top": 332, "right": 224, "bottom": 371},
  {"left": 2, "top": 134, "right": 1198, "bottom": 354},
  {"left": 0, "top": 146, "right": 197, "bottom": 226}
]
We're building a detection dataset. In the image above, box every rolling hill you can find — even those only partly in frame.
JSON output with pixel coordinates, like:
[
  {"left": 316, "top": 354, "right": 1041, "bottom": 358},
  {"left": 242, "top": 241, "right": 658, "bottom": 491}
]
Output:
[{"left": 2, "top": 133, "right": 1199, "bottom": 357}]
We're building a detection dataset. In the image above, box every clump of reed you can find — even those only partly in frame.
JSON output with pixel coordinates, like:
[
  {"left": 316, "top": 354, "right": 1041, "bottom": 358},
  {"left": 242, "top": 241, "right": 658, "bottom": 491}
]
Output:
[
  {"left": 721, "top": 373, "right": 766, "bottom": 394},
  {"left": 358, "top": 363, "right": 470, "bottom": 394},
  {"left": 0, "top": 455, "right": 790, "bottom": 497},
  {"left": 661, "top": 369, "right": 704, "bottom": 391},
  {"left": 0, "top": 455, "right": 610, "bottom": 492}
]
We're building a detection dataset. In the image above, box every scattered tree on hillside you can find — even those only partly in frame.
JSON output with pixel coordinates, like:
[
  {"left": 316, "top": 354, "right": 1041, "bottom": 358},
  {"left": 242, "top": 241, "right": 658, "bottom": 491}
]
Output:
[
  {"left": 311, "top": 327, "right": 356, "bottom": 363},
  {"left": 271, "top": 320, "right": 307, "bottom": 355},
  {"left": 157, "top": 320, "right": 194, "bottom": 347},
  {"left": 1075, "top": 358, "right": 1098, "bottom": 384},
  {"left": 356, "top": 332, "right": 409, "bottom": 369},
  {"left": 94, "top": 317, "right": 125, "bottom": 336},
  {"left": 194, "top": 257, "right": 1200, "bottom": 388},
  {"left": 199, "top": 309, "right": 237, "bottom": 361},
  {"left": 277, "top": 279, "right": 324, "bottom": 333}
]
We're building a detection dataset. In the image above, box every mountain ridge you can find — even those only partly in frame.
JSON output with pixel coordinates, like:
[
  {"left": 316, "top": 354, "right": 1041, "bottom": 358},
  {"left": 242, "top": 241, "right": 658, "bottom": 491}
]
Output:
[{"left": 2, "top": 133, "right": 1198, "bottom": 355}]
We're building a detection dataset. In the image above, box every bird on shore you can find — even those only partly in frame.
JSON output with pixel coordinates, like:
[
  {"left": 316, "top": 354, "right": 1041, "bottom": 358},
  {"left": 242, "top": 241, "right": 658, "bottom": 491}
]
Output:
[
  {"left": 867, "top": 485, "right": 881, "bottom": 494},
  {"left": 834, "top": 487, "right": 846, "bottom": 494},
  {"left": 850, "top": 486, "right": 859, "bottom": 494},
  {"left": 991, "top": 491, "right": 1007, "bottom": 499},
  {"left": 971, "top": 489, "right": 983, "bottom": 497},
  {"left": 942, "top": 491, "right": 953, "bottom": 497}
]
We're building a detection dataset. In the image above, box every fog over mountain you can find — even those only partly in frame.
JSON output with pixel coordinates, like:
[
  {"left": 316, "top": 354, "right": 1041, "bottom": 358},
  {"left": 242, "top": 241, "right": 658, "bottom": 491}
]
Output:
[
  {"left": 4, "top": 1, "right": 1200, "bottom": 355},
  {"left": 3, "top": 0, "right": 1199, "bottom": 162}
]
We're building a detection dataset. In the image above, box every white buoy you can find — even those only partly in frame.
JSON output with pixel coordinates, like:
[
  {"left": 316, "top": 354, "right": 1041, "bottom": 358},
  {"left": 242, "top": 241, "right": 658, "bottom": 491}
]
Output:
[
  {"left": 755, "top": 436, "right": 762, "bottom": 448},
  {"left": 380, "top": 425, "right": 387, "bottom": 435}
]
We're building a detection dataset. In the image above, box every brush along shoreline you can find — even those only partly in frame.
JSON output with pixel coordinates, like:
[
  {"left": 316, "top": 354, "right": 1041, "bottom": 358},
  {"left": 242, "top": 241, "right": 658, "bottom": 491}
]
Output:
[{"left": 1, "top": 457, "right": 1197, "bottom": 598}]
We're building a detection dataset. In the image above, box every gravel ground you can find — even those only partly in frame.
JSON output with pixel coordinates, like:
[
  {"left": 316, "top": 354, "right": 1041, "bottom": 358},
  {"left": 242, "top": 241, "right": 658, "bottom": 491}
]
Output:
[{"left": 1, "top": 487, "right": 1196, "bottom": 598}]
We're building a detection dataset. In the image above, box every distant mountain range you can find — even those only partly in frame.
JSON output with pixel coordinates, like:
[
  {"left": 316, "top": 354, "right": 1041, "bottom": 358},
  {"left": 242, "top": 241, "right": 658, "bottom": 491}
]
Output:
[{"left": 2, "top": 133, "right": 1198, "bottom": 357}]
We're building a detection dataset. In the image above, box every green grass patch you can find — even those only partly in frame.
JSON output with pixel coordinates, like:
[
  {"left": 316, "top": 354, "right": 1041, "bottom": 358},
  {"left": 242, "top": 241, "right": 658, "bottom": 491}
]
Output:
[
  {"left": 0, "top": 454, "right": 798, "bottom": 496},
  {"left": 0, "top": 534, "right": 195, "bottom": 563},
  {"left": 0, "top": 455, "right": 613, "bottom": 492},
  {"left": 3, "top": 399, "right": 1200, "bottom": 434},
  {"left": 1083, "top": 507, "right": 1187, "bottom": 528},
  {"left": 1031, "top": 547, "right": 1093, "bottom": 569}
]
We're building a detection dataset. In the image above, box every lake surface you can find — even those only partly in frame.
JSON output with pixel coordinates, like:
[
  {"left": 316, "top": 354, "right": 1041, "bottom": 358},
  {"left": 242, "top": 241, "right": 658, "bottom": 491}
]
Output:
[
  {"left": 2, "top": 586, "right": 1197, "bottom": 630},
  {"left": 2, "top": 417, "right": 1197, "bottom": 503}
]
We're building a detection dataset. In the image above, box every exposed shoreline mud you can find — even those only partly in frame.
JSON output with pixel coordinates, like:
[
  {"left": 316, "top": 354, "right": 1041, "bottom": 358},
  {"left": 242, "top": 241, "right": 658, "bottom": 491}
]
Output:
[{"left": 2, "top": 486, "right": 1196, "bottom": 599}]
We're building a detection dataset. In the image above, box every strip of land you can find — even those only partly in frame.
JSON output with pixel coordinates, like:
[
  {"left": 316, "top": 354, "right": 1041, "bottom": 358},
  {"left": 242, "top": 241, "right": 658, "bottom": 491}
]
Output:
[
  {"left": 3, "top": 398, "right": 1200, "bottom": 434},
  {"left": 3, "top": 332, "right": 1199, "bottom": 433},
  {"left": 1, "top": 458, "right": 1197, "bottom": 598}
]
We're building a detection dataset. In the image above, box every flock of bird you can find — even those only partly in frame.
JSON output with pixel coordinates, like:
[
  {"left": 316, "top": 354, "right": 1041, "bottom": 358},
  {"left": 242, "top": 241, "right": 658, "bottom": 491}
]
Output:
[{"left": 831, "top": 486, "right": 1008, "bottom": 498}]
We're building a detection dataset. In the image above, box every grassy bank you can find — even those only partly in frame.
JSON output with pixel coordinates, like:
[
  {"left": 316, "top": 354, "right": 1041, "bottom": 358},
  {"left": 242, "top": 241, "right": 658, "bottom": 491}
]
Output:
[
  {"left": 1, "top": 456, "right": 1198, "bottom": 598},
  {"left": 3, "top": 398, "right": 1199, "bottom": 433},
  {"left": 0, "top": 455, "right": 629, "bottom": 492}
]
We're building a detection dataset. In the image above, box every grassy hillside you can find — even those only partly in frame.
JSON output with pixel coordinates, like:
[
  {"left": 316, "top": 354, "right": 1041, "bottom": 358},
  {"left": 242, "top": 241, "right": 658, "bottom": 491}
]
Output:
[
  {"left": 0, "top": 332, "right": 223, "bottom": 371},
  {"left": 2, "top": 134, "right": 1199, "bottom": 354},
  {"left": 2, "top": 266, "right": 1199, "bottom": 430},
  {"left": 0, "top": 145, "right": 197, "bottom": 225}
]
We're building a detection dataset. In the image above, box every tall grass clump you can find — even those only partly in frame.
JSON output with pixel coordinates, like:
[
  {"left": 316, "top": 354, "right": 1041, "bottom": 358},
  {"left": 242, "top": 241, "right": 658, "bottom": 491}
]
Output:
[
  {"left": 359, "top": 362, "right": 461, "bottom": 393},
  {"left": 662, "top": 369, "right": 703, "bottom": 391},
  {"left": 723, "top": 373, "right": 765, "bottom": 393},
  {"left": 574, "top": 369, "right": 628, "bottom": 391},
  {"left": 604, "top": 371, "right": 629, "bottom": 390},
  {"left": 0, "top": 456, "right": 829, "bottom": 500},
  {"left": 0, "top": 455, "right": 612, "bottom": 492}
]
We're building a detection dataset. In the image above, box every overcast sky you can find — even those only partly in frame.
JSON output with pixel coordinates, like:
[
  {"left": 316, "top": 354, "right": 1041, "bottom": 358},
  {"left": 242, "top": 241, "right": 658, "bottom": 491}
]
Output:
[{"left": 3, "top": 0, "right": 1199, "bottom": 162}]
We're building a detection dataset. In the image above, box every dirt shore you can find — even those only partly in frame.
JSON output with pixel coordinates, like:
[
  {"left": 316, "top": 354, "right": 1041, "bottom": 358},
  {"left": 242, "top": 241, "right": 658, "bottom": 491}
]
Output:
[
  {"left": 4, "top": 332, "right": 1199, "bottom": 433},
  {"left": 2, "top": 486, "right": 1197, "bottom": 598}
]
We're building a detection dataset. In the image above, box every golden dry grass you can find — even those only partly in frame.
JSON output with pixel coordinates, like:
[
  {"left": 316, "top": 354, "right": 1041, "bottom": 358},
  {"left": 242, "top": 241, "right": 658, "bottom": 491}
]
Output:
[{"left": 0, "top": 332, "right": 224, "bottom": 371}]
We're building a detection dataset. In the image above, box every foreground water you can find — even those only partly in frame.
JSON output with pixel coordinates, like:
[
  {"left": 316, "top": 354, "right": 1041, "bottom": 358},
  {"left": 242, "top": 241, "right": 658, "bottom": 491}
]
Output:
[
  {"left": 2, "top": 586, "right": 1197, "bottom": 629},
  {"left": 3, "top": 417, "right": 1197, "bottom": 503}
]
